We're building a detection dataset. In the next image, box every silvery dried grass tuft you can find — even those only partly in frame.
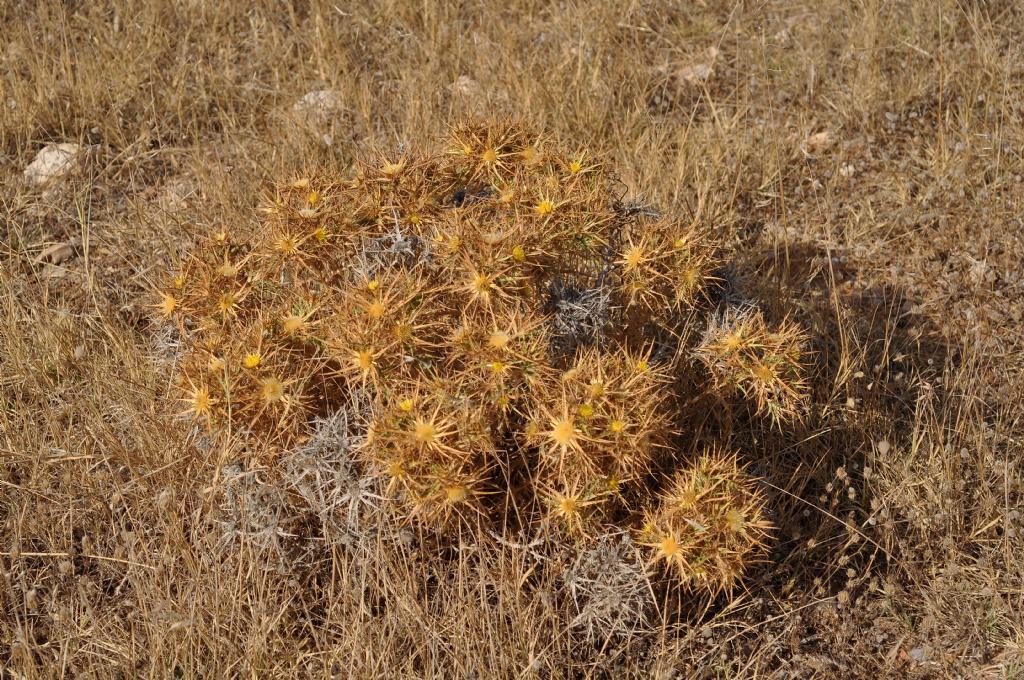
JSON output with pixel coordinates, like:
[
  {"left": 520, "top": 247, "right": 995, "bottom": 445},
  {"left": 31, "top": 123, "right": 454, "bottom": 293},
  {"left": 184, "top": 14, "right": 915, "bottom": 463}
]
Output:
[
  {"left": 546, "top": 278, "right": 612, "bottom": 354},
  {"left": 562, "top": 533, "right": 653, "bottom": 643},
  {"left": 213, "top": 462, "right": 293, "bottom": 567},
  {"left": 281, "top": 407, "right": 384, "bottom": 546}
]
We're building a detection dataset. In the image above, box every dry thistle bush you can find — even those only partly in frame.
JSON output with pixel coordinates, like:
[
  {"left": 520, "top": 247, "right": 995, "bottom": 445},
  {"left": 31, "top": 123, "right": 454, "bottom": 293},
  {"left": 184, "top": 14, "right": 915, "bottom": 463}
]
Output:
[{"left": 155, "top": 119, "right": 809, "bottom": 595}]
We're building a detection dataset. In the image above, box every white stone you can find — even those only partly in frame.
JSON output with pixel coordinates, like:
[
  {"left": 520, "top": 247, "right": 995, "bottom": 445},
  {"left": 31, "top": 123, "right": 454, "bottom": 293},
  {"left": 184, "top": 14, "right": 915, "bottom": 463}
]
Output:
[
  {"left": 450, "top": 75, "right": 482, "bottom": 99},
  {"left": 291, "top": 90, "right": 343, "bottom": 121},
  {"left": 24, "top": 143, "right": 82, "bottom": 185}
]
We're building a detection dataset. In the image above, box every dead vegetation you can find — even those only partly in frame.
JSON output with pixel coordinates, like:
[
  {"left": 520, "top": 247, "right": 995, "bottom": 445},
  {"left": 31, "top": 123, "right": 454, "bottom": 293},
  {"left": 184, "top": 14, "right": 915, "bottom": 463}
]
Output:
[{"left": 2, "top": 1, "right": 1022, "bottom": 678}]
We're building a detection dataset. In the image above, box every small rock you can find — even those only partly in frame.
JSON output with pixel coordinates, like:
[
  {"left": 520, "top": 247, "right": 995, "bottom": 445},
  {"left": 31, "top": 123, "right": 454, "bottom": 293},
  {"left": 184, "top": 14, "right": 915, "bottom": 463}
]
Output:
[
  {"left": 676, "top": 61, "right": 713, "bottom": 85},
  {"left": 876, "top": 440, "right": 890, "bottom": 455},
  {"left": 448, "top": 75, "right": 513, "bottom": 116},
  {"left": 672, "top": 47, "right": 719, "bottom": 86},
  {"left": 908, "top": 646, "right": 931, "bottom": 663},
  {"left": 803, "top": 130, "right": 834, "bottom": 154},
  {"left": 291, "top": 89, "right": 344, "bottom": 122},
  {"left": 450, "top": 75, "right": 483, "bottom": 99},
  {"left": 967, "top": 257, "right": 993, "bottom": 286},
  {"left": 37, "top": 242, "right": 75, "bottom": 265},
  {"left": 41, "top": 263, "right": 69, "bottom": 279},
  {"left": 24, "top": 143, "right": 82, "bottom": 185}
]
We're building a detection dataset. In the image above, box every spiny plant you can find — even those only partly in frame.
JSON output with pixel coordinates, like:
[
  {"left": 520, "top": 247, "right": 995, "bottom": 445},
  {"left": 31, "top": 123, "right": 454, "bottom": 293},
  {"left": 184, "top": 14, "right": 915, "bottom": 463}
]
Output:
[
  {"left": 696, "top": 304, "right": 808, "bottom": 426},
  {"left": 640, "top": 450, "right": 773, "bottom": 594},
  {"left": 156, "top": 119, "right": 810, "bottom": 593}
]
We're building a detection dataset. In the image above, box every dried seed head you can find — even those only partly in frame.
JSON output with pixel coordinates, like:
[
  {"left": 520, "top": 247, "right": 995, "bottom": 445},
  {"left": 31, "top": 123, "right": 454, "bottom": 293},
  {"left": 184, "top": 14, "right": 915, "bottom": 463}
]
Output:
[
  {"left": 282, "top": 315, "right": 304, "bottom": 334},
  {"left": 260, "top": 377, "right": 285, "bottom": 404},
  {"left": 488, "top": 331, "right": 511, "bottom": 350},
  {"left": 549, "top": 416, "right": 578, "bottom": 450},
  {"left": 413, "top": 419, "right": 436, "bottom": 445}
]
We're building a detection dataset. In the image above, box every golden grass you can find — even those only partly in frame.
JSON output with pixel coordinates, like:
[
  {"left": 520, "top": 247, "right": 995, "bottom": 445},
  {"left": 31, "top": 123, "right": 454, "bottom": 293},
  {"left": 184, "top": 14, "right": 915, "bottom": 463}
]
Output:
[{"left": 2, "top": 1, "right": 1023, "bottom": 677}]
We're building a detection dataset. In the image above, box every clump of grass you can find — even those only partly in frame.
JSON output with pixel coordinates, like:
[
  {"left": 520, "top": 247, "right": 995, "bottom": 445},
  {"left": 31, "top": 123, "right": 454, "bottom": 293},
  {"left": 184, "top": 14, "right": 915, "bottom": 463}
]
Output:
[
  {"left": 212, "top": 462, "right": 294, "bottom": 568},
  {"left": 157, "top": 119, "right": 808, "bottom": 592},
  {"left": 562, "top": 532, "right": 654, "bottom": 644}
]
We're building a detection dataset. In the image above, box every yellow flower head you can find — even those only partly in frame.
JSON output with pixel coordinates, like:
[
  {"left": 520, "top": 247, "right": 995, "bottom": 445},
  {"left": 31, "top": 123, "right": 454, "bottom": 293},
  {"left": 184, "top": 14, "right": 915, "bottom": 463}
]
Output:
[
  {"left": 366, "top": 300, "right": 386, "bottom": 320},
  {"left": 191, "top": 387, "right": 212, "bottom": 417},
  {"left": 725, "top": 508, "right": 746, "bottom": 533},
  {"left": 676, "top": 488, "right": 698, "bottom": 509},
  {"left": 658, "top": 533, "right": 682, "bottom": 560},
  {"left": 470, "top": 272, "right": 492, "bottom": 297},
  {"left": 217, "top": 262, "right": 238, "bottom": 278},
  {"left": 159, "top": 293, "right": 178, "bottom": 318},
  {"left": 392, "top": 322, "right": 412, "bottom": 342},
  {"left": 753, "top": 364, "right": 777, "bottom": 384},
  {"left": 623, "top": 246, "right": 644, "bottom": 270},
  {"left": 355, "top": 350, "right": 374, "bottom": 372},
  {"left": 218, "top": 292, "right": 237, "bottom": 315},
  {"left": 243, "top": 353, "right": 261, "bottom": 369},
  {"left": 558, "top": 495, "right": 579, "bottom": 515}
]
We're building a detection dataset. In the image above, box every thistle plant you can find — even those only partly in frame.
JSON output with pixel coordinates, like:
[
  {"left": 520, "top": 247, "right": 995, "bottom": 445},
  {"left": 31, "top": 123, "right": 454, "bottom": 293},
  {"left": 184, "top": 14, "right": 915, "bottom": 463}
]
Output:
[
  {"left": 640, "top": 450, "right": 773, "bottom": 593},
  {"left": 157, "top": 119, "right": 809, "bottom": 593},
  {"left": 696, "top": 304, "right": 808, "bottom": 426}
]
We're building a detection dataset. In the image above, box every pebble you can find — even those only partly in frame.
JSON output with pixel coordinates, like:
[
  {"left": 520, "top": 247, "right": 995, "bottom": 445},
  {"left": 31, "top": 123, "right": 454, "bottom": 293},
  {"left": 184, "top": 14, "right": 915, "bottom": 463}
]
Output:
[{"left": 24, "top": 143, "right": 82, "bottom": 185}]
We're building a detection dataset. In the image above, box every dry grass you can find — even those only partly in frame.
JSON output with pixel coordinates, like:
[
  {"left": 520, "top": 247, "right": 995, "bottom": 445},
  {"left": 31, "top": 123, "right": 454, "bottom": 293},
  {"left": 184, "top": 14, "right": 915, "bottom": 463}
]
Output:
[{"left": 2, "top": 1, "right": 1023, "bottom": 677}]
